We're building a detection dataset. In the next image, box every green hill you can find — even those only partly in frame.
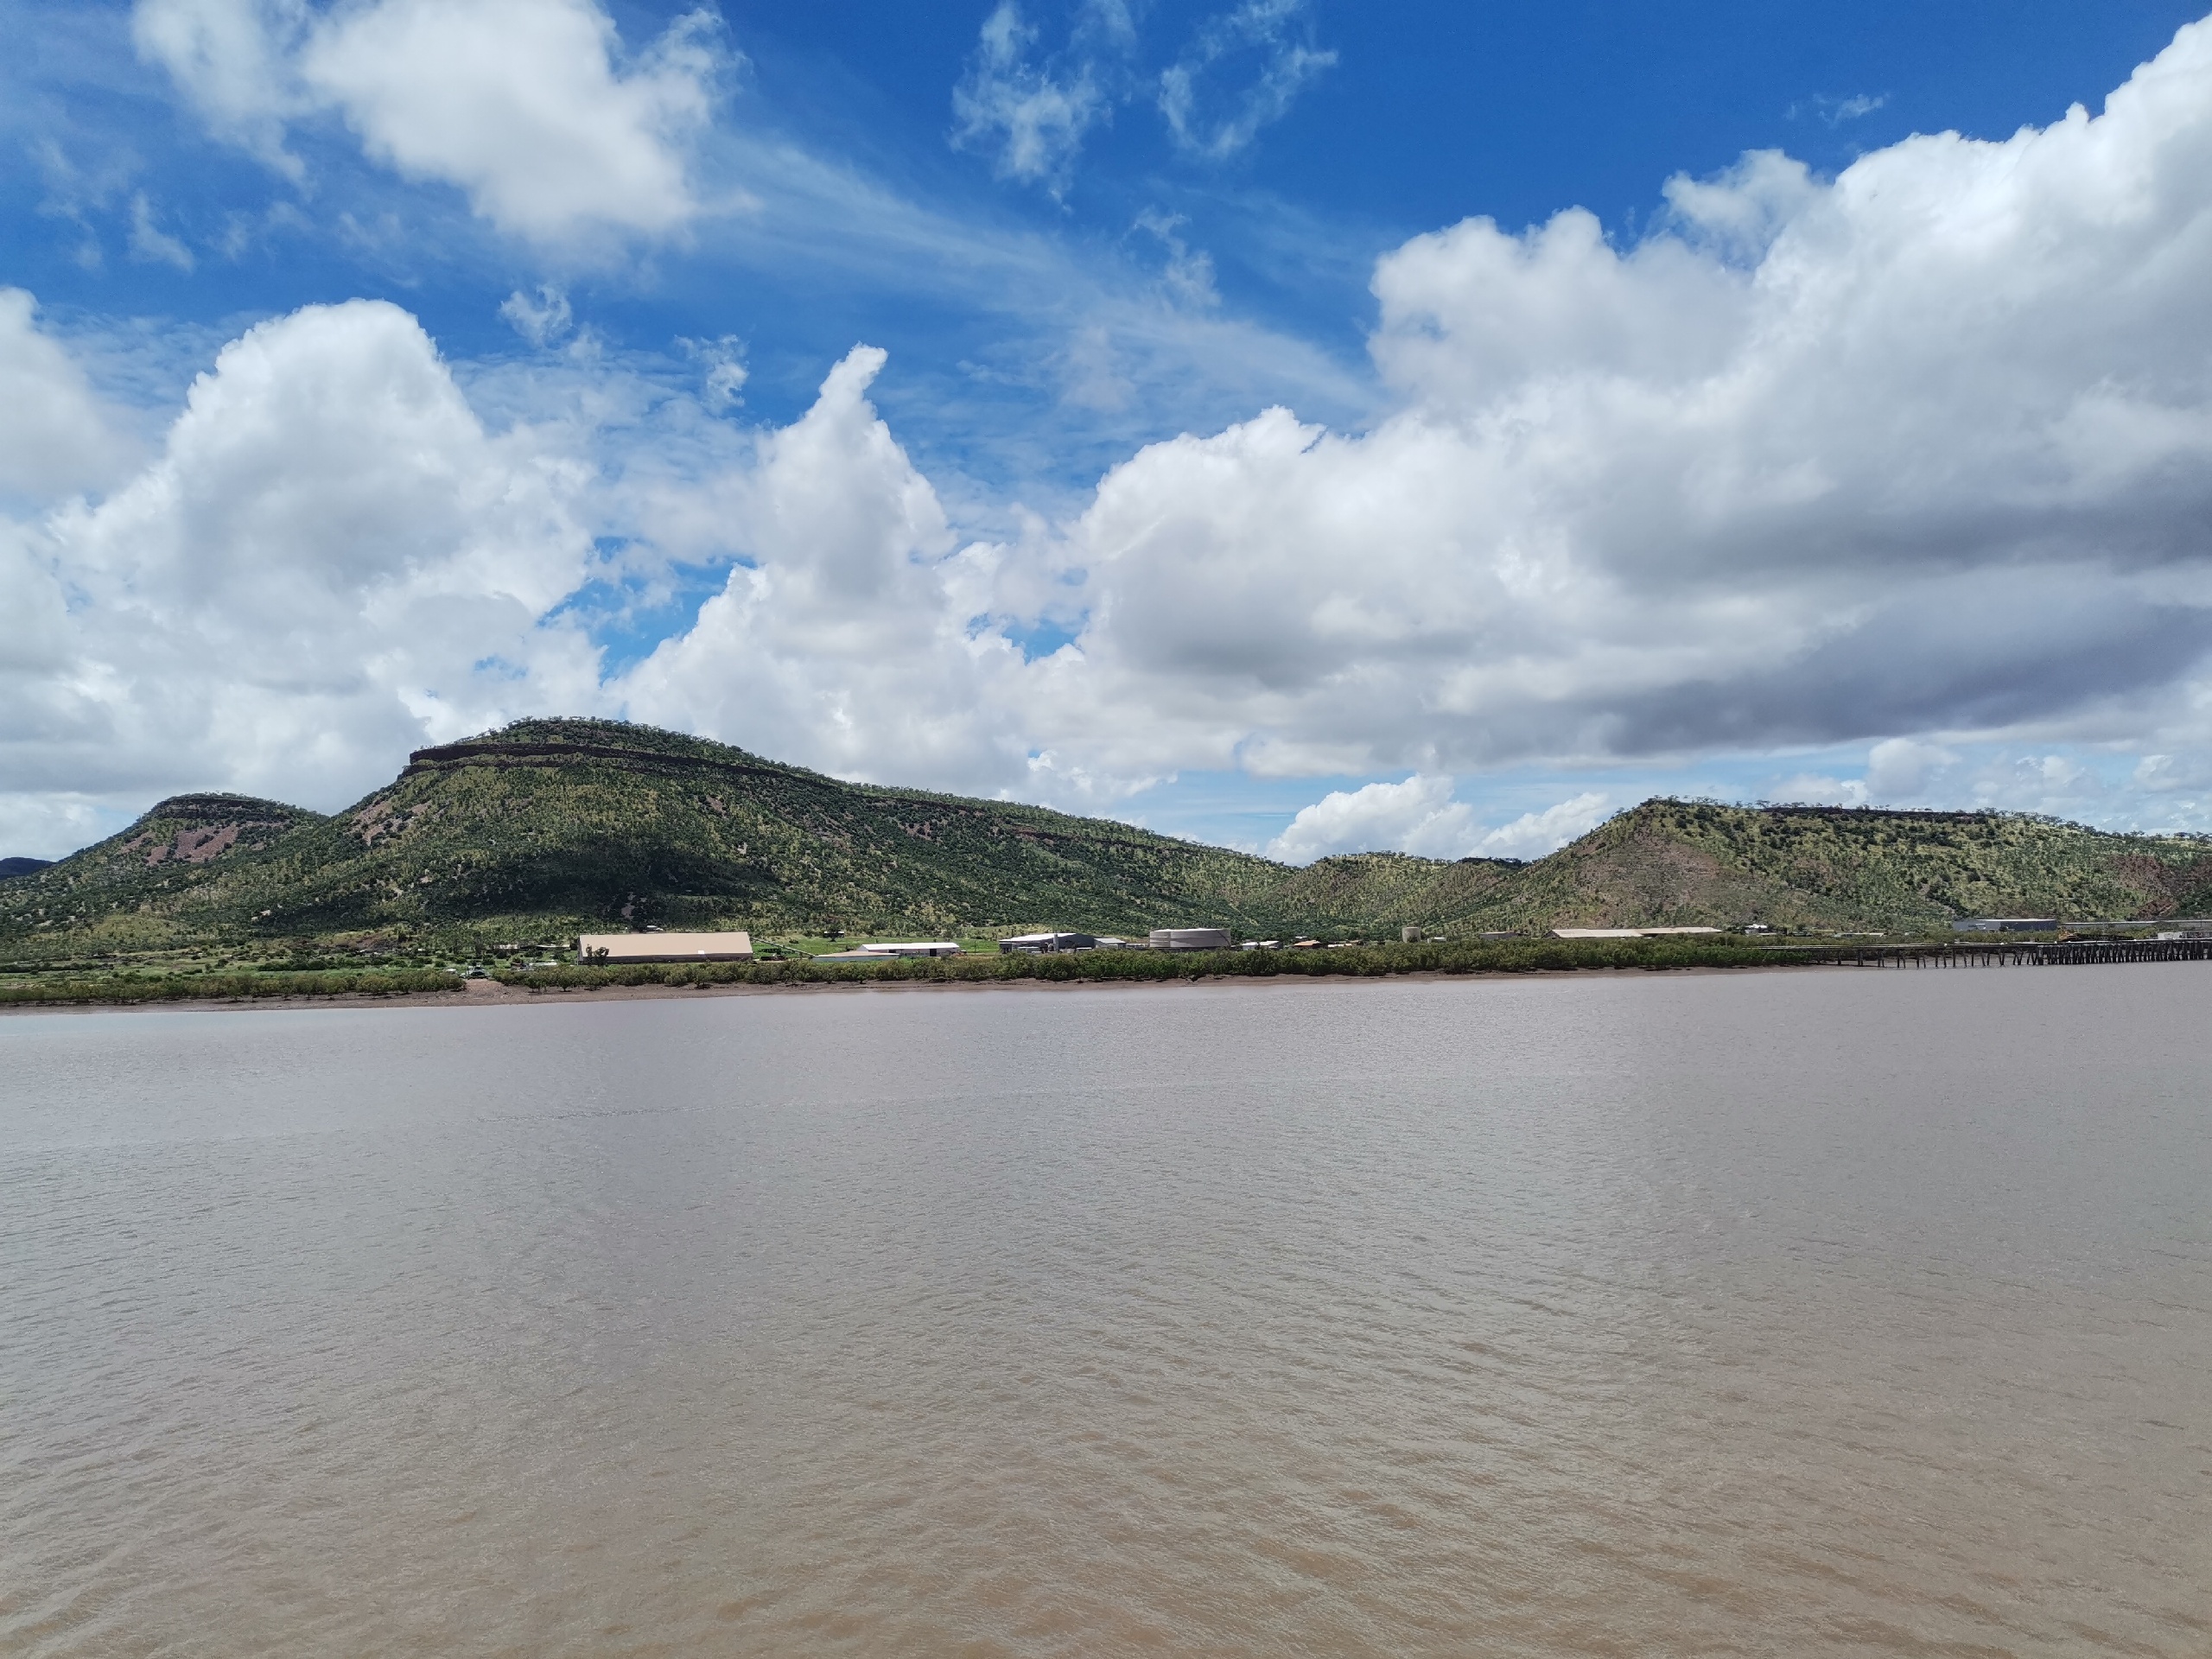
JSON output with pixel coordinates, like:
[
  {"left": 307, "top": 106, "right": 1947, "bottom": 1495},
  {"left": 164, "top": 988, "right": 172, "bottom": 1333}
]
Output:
[
  {"left": 0, "top": 720, "right": 1290, "bottom": 963},
  {"left": 1280, "top": 799, "right": 2212, "bottom": 937},
  {"left": 3, "top": 720, "right": 2208, "bottom": 970}
]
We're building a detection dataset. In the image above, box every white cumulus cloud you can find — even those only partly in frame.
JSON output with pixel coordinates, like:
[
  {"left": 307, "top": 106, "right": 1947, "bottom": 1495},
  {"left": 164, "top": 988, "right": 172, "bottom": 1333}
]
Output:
[
  {"left": 135, "top": 0, "right": 722, "bottom": 243},
  {"left": 130, "top": 0, "right": 313, "bottom": 175},
  {"left": 1864, "top": 737, "right": 1959, "bottom": 801},
  {"left": 0, "top": 289, "right": 138, "bottom": 502},
  {"left": 2, "top": 298, "right": 602, "bottom": 825},
  {"left": 1473, "top": 793, "right": 1613, "bottom": 861},
  {"left": 1266, "top": 774, "right": 1473, "bottom": 862},
  {"left": 619, "top": 347, "right": 1031, "bottom": 790},
  {"left": 1266, "top": 779, "right": 1610, "bottom": 864},
  {"left": 1012, "top": 16, "right": 2212, "bottom": 787},
  {"left": 20, "top": 16, "right": 2212, "bottom": 854}
]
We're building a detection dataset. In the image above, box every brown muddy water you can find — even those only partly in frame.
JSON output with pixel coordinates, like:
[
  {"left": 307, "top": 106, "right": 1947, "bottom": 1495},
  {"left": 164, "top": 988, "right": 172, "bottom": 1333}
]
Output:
[{"left": 2, "top": 967, "right": 2208, "bottom": 1656}]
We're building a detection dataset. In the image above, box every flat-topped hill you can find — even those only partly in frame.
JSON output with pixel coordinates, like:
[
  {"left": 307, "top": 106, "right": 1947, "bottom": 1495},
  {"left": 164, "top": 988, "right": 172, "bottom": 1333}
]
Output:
[
  {"left": 3, "top": 720, "right": 2207, "bottom": 963},
  {"left": 1291, "top": 800, "right": 2212, "bottom": 936},
  {"left": 1553, "top": 799, "right": 2212, "bottom": 929},
  {"left": 0, "top": 720, "right": 1287, "bottom": 957}
]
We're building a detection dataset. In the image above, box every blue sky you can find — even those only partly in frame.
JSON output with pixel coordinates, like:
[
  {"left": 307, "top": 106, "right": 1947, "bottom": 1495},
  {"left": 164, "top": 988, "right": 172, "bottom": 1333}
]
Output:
[{"left": 4, "top": 0, "right": 2212, "bottom": 860}]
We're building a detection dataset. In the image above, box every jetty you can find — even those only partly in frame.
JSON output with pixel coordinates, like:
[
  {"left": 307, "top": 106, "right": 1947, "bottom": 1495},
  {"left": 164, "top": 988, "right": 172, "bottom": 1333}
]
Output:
[{"left": 1837, "top": 938, "right": 2212, "bottom": 969}]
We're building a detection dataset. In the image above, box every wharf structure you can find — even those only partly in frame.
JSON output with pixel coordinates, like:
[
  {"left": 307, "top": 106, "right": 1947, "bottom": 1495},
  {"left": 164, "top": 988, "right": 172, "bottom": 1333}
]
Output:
[{"left": 1835, "top": 938, "right": 2212, "bottom": 968}]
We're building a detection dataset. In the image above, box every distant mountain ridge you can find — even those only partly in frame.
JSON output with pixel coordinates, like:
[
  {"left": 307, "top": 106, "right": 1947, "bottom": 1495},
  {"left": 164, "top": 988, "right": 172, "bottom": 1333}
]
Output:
[{"left": 3, "top": 718, "right": 2208, "bottom": 963}]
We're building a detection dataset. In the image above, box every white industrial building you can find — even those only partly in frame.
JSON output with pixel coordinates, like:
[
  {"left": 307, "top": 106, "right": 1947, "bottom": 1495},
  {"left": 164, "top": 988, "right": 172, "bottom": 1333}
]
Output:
[
  {"left": 1150, "top": 927, "right": 1232, "bottom": 950},
  {"left": 817, "top": 940, "right": 963, "bottom": 958},
  {"left": 1549, "top": 926, "right": 1725, "bottom": 940},
  {"left": 577, "top": 931, "right": 753, "bottom": 963},
  {"left": 998, "top": 931, "right": 1097, "bottom": 953}
]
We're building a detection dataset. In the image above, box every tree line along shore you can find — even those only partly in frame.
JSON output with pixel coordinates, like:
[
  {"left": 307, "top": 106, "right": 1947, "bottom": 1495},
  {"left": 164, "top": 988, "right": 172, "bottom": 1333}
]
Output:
[{"left": 7, "top": 933, "right": 2206, "bottom": 1011}]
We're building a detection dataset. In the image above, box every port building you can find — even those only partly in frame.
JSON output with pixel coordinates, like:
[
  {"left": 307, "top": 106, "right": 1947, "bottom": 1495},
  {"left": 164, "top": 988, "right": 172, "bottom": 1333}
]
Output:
[
  {"left": 578, "top": 931, "right": 753, "bottom": 963},
  {"left": 998, "top": 931, "right": 1098, "bottom": 953}
]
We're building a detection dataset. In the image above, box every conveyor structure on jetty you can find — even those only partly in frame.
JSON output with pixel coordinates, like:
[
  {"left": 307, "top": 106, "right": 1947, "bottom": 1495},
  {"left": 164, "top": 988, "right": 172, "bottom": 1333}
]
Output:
[{"left": 1833, "top": 939, "right": 2212, "bottom": 969}]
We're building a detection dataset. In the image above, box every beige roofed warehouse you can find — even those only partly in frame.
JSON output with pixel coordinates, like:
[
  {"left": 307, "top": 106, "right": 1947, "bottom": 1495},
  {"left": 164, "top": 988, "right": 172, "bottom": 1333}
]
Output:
[
  {"left": 1549, "top": 926, "right": 1723, "bottom": 940},
  {"left": 577, "top": 931, "right": 754, "bottom": 963}
]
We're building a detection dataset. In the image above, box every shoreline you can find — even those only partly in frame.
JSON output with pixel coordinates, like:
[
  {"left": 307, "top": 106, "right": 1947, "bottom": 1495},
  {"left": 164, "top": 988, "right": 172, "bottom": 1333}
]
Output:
[
  {"left": 0, "top": 957, "right": 1941, "bottom": 1016},
  {"left": 6, "top": 935, "right": 2183, "bottom": 1017}
]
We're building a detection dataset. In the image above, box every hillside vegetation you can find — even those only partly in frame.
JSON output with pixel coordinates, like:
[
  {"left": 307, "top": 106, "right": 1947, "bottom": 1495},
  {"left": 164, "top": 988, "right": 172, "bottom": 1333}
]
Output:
[
  {"left": 1244, "top": 801, "right": 2212, "bottom": 938},
  {"left": 4, "top": 720, "right": 2209, "bottom": 973},
  {"left": 0, "top": 720, "right": 1288, "bottom": 963}
]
